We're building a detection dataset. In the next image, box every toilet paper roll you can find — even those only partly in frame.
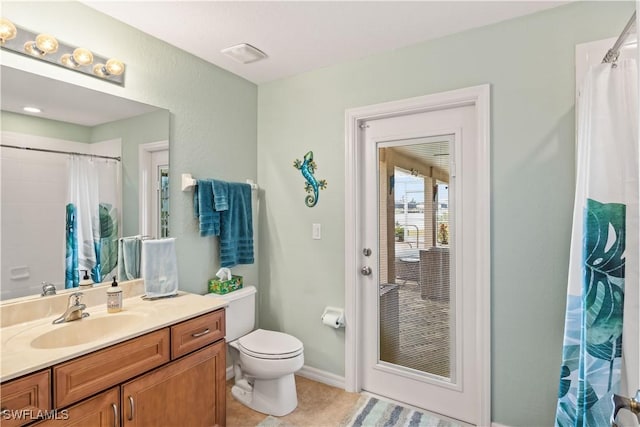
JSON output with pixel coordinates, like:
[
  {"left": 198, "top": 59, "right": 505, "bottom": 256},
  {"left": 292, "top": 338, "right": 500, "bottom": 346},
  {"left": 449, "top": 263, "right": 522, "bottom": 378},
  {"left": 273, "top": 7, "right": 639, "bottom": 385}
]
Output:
[{"left": 322, "top": 312, "right": 342, "bottom": 329}]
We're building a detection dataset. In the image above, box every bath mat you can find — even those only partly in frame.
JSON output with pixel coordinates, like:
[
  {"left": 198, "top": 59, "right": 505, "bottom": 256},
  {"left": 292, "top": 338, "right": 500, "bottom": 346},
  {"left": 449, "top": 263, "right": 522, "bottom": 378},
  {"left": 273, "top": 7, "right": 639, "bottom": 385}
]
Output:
[
  {"left": 256, "top": 415, "right": 297, "bottom": 427},
  {"left": 341, "top": 395, "right": 462, "bottom": 427}
]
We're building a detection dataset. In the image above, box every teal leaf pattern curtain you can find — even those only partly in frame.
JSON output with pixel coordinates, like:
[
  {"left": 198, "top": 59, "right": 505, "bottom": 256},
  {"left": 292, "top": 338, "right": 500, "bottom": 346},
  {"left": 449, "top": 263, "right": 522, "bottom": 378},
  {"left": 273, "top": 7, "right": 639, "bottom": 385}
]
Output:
[
  {"left": 64, "top": 156, "right": 120, "bottom": 287},
  {"left": 64, "top": 203, "right": 78, "bottom": 288},
  {"left": 555, "top": 58, "right": 637, "bottom": 427},
  {"left": 556, "top": 199, "right": 625, "bottom": 427}
]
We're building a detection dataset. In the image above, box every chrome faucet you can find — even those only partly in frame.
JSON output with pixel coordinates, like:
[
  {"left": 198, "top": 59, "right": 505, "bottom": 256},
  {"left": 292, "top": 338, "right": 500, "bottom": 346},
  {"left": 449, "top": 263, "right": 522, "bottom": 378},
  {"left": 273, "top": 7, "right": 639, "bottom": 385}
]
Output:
[
  {"left": 611, "top": 390, "right": 640, "bottom": 427},
  {"left": 41, "top": 282, "right": 57, "bottom": 296},
  {"left": 52, "top": 292, "right": 90, "bottom": 324}
]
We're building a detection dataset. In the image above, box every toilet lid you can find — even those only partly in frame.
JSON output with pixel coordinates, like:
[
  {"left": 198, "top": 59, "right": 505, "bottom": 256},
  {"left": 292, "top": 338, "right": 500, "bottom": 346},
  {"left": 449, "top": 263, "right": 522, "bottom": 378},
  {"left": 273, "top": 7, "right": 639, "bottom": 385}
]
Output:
[{"left": 238, "top": 329, "right": 303, "bottom": 359}]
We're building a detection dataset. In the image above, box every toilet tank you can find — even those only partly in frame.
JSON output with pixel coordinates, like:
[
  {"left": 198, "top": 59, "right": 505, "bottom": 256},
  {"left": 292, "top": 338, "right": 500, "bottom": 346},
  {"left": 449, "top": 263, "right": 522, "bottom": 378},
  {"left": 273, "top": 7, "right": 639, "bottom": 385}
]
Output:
[{"left": 207, "top": 286, "right": 256, "bottom": 341}]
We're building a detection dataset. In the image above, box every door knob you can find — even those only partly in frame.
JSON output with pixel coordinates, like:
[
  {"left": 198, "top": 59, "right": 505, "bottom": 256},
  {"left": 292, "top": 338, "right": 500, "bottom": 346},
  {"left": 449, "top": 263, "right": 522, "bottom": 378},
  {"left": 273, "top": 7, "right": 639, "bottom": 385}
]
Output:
[{"left": 361, "top": 266, "right": 372, "bottom": 276}]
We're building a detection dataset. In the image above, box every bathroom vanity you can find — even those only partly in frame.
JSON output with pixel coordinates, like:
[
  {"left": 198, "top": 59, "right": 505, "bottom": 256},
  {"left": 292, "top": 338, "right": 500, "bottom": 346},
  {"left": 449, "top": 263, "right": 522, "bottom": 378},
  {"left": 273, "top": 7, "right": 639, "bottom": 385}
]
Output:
[{"left": 0, "top": 282, "right": 228, "bottom": 427}]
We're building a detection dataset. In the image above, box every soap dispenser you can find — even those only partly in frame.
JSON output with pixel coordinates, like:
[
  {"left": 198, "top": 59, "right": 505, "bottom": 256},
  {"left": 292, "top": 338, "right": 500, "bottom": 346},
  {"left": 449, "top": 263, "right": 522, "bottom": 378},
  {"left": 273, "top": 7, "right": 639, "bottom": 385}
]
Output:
[
  {"left": 79, "top": 269, "right": 93, "bottom": 288},
  {"left": 107, "top": 276, "right": 123, "bottom": 313}
]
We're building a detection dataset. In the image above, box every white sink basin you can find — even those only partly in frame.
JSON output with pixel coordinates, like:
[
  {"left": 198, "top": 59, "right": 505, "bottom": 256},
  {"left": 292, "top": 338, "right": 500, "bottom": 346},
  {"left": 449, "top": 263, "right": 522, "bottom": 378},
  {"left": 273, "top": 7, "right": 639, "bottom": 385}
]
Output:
[{"left": 30, "top": 313, "right": 146, "bottom": 349}]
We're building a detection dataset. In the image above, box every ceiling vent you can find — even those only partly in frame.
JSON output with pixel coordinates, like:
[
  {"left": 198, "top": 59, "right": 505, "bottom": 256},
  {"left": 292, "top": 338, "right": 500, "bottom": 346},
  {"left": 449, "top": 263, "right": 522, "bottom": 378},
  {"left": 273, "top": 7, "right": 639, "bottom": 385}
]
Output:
[{"left": 221, "top": 43, "right": 267, "bottom": 64}]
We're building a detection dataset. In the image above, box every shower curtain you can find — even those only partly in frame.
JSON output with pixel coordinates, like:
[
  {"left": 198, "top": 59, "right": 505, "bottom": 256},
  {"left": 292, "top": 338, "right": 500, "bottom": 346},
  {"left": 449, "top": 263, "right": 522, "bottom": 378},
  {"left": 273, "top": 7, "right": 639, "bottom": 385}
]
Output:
[
  {"left": 65, "top": 156, "right": 120, "bottom": 288},
  {"left": 555, "top": 59, "right": 638, "bottom": 427}
]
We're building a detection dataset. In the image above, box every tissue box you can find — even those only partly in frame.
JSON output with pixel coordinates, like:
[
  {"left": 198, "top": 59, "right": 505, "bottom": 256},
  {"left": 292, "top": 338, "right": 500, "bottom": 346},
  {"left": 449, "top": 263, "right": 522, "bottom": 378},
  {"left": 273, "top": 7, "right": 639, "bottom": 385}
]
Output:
[{"left": 208, "top": 275, "right": 243, "bottom": 294}]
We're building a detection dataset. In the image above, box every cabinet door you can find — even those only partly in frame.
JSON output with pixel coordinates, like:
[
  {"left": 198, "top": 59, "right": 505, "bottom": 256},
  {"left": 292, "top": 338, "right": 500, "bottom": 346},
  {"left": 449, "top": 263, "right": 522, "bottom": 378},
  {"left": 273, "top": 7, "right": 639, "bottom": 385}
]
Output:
[
  {"left": 121, "top": 341, "right": 225, "bottom": 427},
  {"left": 1, "top": 370, "right": 50, "bottom": 427},
  {"left": 33, "top": 388, "right": 119, "bottom": 427}
]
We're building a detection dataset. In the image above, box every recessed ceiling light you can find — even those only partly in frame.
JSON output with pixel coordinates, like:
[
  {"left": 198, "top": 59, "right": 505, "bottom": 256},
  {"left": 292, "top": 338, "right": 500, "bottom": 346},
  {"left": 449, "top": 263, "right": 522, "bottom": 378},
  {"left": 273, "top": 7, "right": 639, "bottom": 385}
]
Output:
[
  {"left": 23, "top": 106, "right": 42, "bottom": 113},
  {"left": 221, "top": 43, "right": 267, "bottom": 64}
]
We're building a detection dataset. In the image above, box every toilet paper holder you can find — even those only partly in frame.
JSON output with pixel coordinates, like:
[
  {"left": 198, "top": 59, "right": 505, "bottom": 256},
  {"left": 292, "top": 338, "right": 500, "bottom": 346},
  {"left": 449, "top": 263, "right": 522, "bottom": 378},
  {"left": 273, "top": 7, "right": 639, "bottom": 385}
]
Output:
[{"left": 321, "top": 306, "right": 345, "bottom": 329}]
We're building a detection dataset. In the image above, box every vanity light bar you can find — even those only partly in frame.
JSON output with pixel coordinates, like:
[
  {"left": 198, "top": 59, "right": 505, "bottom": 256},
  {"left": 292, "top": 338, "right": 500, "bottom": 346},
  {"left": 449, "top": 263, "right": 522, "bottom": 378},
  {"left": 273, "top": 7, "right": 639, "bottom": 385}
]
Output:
[{"left": 0, "top": 18, "right": 125, "bottom": 86}]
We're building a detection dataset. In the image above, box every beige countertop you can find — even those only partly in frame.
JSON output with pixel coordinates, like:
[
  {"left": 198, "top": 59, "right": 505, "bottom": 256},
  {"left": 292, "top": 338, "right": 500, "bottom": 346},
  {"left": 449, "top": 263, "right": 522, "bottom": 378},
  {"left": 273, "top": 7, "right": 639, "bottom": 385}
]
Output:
[{"left": 1, "top": 291, "right": 227, "bottom": 382}]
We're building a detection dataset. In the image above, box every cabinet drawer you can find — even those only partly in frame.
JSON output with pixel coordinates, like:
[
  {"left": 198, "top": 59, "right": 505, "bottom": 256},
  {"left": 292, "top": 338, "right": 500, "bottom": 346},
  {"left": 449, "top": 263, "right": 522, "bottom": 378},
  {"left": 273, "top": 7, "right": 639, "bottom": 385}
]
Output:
[
  {"left": 0, "top": 370, "right": 51, "bottom": 427},
  {"left": 171, "top": 310, "right": 225, "bottom": 359},
  {"left": 53, "top": 329, "right": 170, "bottom": 408}
]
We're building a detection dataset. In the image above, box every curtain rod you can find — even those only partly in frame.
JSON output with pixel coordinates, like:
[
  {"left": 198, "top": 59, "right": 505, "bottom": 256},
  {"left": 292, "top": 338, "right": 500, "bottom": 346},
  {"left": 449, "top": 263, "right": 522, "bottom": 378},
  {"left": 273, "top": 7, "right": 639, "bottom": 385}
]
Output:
[
  {"left": 0, "top": 144, "right": 121, "bottom": 161},
  {"left": 602, "top": 11, "right": 637, "bottom": 64}
]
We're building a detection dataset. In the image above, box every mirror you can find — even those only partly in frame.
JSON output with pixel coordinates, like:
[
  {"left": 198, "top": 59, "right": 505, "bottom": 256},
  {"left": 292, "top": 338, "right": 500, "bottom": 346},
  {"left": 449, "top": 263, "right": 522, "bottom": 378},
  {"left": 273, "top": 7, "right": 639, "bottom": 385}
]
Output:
[{"left": 1, "top": 65, "right": 170, "bottom": 301}]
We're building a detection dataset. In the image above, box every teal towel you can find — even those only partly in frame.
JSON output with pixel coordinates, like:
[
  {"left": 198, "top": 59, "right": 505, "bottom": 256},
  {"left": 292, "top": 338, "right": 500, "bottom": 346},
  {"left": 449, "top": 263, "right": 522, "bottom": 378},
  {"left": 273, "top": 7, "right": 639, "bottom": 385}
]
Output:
[
  {"left": 194, "top": 179, "right": 220, "bottom": 236},
  {"left": 220, "top": 182, "right": 254, "bottom": 267},
  {"left": 117, "top": 236, "right": 141, "bottom": 280},
  {"left": 212, "top": 179, "right": 229, "bottom": 211}
]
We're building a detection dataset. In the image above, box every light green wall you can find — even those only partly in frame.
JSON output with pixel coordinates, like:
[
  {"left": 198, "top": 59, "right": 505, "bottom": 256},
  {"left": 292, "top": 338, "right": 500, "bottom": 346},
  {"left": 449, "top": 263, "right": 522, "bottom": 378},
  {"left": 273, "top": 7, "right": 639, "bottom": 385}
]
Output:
[
  {"left": 1, "top": 110, "right": 92, "bottom": 142},
  {"left": 92, "top": 109, "right": 171, "bottom": 237},
  {"left": 2, "top": 1, "right": 258, "bottom": 292},
  {"left": 256, "top": 2, "right": 634, "bottom": 426}
]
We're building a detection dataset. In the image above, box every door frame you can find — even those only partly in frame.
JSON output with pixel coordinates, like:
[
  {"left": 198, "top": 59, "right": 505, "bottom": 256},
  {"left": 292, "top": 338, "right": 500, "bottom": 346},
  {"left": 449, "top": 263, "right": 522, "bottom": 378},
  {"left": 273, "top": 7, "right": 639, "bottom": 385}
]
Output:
[{"left": 344, "top": 85, "right": 491, "bottom": 425}]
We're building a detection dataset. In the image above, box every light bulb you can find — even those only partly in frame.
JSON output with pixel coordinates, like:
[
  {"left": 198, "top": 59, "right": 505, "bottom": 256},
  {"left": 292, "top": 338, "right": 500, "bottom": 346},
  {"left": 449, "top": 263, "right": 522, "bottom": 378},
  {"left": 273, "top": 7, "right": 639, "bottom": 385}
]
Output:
[
  {"left": 105, "top": 58, "right": 124, "bottom": 76},
  {"left": 94, "top": 59, "right": 125, "bottom": 78},
  {"left": 0, "top": 18, "right": 17, "bottom": 45},
  {"left": 93, "top": 63, "right": 107, "bottom": 77},
  {"left": 24, "top": 33, "right": 58, "bottom": 57},
  {"left": 73, "top": 48, "right": 93, "bottom": 66},
  {"left": 61, "top": 48, "right": 94, "bottom": 68},
  {"left": 35, "top": 34, "right": 58, "bottom": 54},
  {"left": 60, "top": 53, "right": 75, "bottom": 67},
  {"left": 24, "top": 41, "right": 44, "bottom": 56}
]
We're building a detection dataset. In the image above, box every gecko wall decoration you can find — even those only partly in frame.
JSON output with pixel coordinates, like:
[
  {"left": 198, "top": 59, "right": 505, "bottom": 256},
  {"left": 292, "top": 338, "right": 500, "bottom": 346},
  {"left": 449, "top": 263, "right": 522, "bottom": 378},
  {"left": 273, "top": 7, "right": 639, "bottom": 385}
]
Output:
[{"left": 293, "top": 151, "right": 327, "bottom": 207}]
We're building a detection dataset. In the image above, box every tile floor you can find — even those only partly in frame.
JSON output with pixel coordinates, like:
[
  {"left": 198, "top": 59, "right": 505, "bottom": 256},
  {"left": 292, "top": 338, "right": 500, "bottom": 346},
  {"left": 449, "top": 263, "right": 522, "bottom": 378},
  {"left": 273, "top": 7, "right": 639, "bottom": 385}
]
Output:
[{"left": 226, "top": 375, "right": 360, "bottom": 427}]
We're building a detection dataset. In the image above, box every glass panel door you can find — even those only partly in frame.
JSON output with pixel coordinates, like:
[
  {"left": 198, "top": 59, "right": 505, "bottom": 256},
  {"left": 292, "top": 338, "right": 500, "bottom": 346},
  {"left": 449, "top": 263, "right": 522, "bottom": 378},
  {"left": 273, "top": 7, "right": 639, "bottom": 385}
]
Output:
[{"left": 377, "top": 135, "right": 455, "bottom": 382}]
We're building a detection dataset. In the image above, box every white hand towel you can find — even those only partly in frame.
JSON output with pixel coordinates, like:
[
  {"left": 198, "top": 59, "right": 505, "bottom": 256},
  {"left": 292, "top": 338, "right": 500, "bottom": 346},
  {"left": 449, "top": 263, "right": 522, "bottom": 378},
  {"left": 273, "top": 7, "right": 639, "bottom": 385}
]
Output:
[{"left": 141, "top": 238, "right": 178, "bottom": 298}]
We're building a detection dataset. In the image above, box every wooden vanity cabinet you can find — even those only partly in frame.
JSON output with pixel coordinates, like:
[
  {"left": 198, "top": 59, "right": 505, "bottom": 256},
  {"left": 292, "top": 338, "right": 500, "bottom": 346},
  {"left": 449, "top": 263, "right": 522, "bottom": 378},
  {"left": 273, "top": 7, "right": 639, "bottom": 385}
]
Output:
[
  {"left": 2, "top": 309, "right": 226, "bottom": 427},
  {"left": 0, "top": 370, "right": 51, "bottom": 427}
]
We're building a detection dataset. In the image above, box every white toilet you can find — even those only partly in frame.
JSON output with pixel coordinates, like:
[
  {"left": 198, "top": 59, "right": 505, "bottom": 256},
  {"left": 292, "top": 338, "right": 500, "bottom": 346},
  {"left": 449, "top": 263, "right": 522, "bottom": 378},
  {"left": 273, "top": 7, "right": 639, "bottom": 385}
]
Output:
[{"left": 207, "top": 286, "right": 304, "bottom": 416}]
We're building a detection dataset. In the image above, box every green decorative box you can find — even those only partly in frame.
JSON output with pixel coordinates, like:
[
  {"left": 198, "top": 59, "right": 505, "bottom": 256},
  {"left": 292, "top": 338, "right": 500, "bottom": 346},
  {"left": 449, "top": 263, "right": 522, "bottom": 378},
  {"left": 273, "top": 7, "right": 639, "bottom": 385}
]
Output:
[{"left": 208, "top": 275, "right": 243, "bottom": 294}]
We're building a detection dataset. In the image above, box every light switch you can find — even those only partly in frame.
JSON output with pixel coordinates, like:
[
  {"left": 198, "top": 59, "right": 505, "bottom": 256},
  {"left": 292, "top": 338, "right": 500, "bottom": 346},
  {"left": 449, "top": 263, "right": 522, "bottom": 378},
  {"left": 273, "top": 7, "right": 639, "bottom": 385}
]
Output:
[{"left": 312, "top": 223, "right": 322, "bottom": 240}]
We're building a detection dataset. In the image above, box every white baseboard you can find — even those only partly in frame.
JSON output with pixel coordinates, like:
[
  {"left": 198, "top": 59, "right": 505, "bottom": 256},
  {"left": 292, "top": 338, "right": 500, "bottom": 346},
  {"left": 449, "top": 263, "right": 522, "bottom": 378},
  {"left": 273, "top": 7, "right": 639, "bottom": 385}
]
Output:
[
  {"left": 226, "top": 366, "right": 234, "bottom": 381},
  {"left": 297, "top": 365, "right": 346, "bottom": 389},
  {"left": 491, "top": 423, "right": 511, "bottom": 427},
  {"left": 227, "top": 365, "right": 344, "bottom": 392},
  {"left": 226, "top": 364, "right": 345, "bottom": 389}
]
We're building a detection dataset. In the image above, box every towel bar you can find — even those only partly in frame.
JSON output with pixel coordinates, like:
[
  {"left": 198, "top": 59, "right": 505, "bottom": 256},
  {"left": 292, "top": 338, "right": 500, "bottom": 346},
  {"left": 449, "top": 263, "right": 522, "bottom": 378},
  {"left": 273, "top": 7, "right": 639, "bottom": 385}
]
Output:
[{"left": 181, "top": 173, "right": 258, "bottom": 191}]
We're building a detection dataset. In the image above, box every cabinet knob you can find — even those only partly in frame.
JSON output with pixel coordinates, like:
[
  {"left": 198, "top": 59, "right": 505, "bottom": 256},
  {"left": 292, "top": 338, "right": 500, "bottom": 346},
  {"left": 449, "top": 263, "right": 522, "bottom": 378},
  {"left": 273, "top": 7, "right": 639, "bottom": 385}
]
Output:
[
  {"left": 128, "top": 396, "right": 135, "bottom": 421},
  {"left": 192, "top": 328, "right": 211, "bottom": 338},
  {"left": 112, "top": 403, "right": 118, "bottom": 427}
]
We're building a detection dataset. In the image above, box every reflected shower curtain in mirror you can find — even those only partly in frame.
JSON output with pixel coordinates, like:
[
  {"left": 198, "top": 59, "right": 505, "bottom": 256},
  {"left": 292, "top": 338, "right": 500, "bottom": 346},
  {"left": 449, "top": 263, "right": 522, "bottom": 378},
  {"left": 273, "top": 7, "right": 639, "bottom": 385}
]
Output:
[
  {"left": 65, "top": 156, "right": 120, "bottom": 288},
  {"left": 555, "top": 59, "right": 638, "bottom": 426}
]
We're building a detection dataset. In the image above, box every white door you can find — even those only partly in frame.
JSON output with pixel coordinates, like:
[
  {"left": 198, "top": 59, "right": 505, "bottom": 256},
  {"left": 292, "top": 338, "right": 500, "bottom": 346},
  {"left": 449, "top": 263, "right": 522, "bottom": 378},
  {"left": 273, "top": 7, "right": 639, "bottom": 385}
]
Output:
[{"left": 351, "top": 88, "right": 490, "bottom": 426}]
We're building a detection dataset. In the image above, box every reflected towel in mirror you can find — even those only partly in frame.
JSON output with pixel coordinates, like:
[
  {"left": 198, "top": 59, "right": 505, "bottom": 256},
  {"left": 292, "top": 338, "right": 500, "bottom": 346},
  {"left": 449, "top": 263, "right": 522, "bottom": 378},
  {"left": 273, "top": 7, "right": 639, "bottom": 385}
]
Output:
[
  {"left": 117, "top": 236, "right": 141, "bottom": 280},
  {"left": 141, "top": 238, "right": 178, "bottom": 298}
]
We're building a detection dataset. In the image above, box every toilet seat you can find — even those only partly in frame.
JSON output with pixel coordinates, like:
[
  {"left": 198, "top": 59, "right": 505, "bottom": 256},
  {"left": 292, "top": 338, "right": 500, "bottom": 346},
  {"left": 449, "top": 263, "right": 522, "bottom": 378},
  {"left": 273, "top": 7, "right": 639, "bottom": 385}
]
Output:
[{"left": 238, "top": 329, "right": 303, "bottom": 360}]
